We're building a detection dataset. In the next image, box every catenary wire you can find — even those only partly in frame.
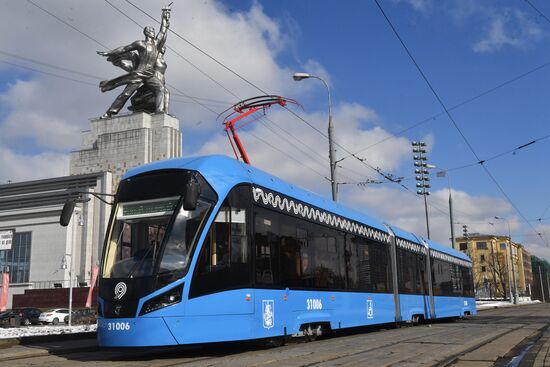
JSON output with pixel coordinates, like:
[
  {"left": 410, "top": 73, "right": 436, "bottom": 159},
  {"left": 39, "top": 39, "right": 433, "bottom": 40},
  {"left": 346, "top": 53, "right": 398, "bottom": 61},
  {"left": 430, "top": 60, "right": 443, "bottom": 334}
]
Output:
[
  {"left": 122, "top": 0, "right": 409, "bottom": 187},
  {"left": 0, "top": 49, "right": 102, "bottom": 80},
  {"left": 25, "top": 1, "right": 343, "bottom": 182},
  {"left": 374, "top": 0, "right": 544, "bottom": 245},
  {"left": 23, "top": 0, "right": 544, "bottom": 245},
  {"left": 109, "top": 0, "right": 388, "bottom": 187},
  {"left": 396, "top": 131, "right": 550, "bottom": 183},
  {"left": 0, "top": 48, "right": 235, "bottom": 106},
  {"left": 339, "top": 59, "right": 550, "bottom": 162},
  {"left": 0, "top": 59, "right": 98, "bottom": 87},
  {"left": 15, "top": 0, "right": 506, "bottom": 242},
  {"left": 26, "top": 0, "right": 110, "bottom": 49}
]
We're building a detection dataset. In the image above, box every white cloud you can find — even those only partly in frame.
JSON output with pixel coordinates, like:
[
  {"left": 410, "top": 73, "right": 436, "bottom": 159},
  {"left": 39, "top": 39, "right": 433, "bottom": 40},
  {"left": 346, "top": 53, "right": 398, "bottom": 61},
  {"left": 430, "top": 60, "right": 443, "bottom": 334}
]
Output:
[
  {"left": 0, "top": 147, "right": 69, "bottom": 183},
  {"left": 344, "top": 185, "right": 515, "bottom": 247},
  {"left": 473, "top": 9, "right": 543, "bottom": 53},
  {"left": 392, "top": 0, "right": 433, "bottom": 14},
  {"left": 0, "top": 79, "right": 84, "bottom": 151},
  {"left": 527, "top": 223, "right": 550, "bottom": 261},
  {"left": 397, "top": 1, "right": 544, "bottom": 54}
]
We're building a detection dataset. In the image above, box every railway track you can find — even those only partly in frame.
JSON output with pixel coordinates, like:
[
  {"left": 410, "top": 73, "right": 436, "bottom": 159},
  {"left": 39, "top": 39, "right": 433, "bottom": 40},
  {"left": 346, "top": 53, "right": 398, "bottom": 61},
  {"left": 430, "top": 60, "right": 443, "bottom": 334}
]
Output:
[{"left": 2, "top": 303, "right": 549, "bottom": 367}]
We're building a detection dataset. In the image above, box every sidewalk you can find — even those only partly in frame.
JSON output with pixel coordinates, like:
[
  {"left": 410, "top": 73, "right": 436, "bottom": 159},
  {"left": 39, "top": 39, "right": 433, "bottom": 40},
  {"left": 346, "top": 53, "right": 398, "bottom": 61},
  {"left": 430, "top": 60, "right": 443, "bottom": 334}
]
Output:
[{"left": 534, "top": 329, "right": 550, "bottom": 367}]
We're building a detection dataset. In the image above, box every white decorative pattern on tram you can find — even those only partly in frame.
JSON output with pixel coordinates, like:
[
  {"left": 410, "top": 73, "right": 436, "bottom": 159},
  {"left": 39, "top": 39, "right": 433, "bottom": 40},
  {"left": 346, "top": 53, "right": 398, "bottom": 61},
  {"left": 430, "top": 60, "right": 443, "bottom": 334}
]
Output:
[{"left": 252, "top": 187, "right": 390, "bottom": 244}]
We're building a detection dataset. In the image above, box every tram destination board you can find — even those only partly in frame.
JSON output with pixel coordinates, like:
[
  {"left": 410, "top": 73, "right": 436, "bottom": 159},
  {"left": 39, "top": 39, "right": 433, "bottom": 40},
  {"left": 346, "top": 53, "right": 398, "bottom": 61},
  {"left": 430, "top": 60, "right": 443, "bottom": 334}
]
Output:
[{"left": 120, "top": 198, "right": 179, "bottom": 218}]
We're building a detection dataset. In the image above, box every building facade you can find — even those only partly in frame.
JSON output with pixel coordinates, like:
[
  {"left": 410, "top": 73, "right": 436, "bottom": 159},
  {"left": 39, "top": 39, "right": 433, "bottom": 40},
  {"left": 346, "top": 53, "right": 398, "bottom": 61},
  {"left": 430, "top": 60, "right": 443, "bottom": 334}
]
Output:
[
  {"left": 456, "top": 234, "right": 529, "bottom": 299},
  {"left": 0, "top": 172, "right": 112, "bottom": 309}
]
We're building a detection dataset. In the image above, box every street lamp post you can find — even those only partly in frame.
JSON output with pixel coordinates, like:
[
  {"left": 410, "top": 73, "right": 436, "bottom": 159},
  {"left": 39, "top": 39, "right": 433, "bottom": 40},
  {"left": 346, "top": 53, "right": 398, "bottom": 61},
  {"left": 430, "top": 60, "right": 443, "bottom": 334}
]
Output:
[
  {"left": 495, "top": 216, "right": 518, "bottom": 304},
  {"left": 63, "top": 210, "right": 84, "bottom": 326},
  {"left": 293, "top": 72, "right": 337, "bottom": 201}
]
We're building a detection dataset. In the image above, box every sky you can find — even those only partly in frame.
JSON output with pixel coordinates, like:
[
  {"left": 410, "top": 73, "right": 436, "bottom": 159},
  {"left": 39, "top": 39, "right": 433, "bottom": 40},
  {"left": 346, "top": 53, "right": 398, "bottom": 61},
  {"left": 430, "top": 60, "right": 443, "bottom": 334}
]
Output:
[{"left": 0, "top": 0, "right": 549, "bottom": 260}]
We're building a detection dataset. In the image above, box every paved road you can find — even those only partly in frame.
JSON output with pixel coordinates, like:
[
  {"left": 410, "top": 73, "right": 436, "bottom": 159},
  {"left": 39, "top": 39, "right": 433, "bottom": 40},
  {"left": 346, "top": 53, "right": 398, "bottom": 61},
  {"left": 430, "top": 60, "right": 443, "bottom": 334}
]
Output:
[{"left": 2, "top": 303, "right": 550, "bottom": 367}]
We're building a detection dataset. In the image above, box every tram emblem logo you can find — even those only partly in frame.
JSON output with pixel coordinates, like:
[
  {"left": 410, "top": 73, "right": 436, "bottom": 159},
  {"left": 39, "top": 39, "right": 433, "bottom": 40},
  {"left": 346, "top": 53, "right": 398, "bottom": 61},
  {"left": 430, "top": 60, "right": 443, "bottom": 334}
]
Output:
[
  {"left": 114, "top": 282, "right": 127, "bottom": 300},
  {"left": 367, "top": 298, "right": 374, "bottom": 319},
  {"left": 262, "top": 300, "right": 274, "bottom": 329}
]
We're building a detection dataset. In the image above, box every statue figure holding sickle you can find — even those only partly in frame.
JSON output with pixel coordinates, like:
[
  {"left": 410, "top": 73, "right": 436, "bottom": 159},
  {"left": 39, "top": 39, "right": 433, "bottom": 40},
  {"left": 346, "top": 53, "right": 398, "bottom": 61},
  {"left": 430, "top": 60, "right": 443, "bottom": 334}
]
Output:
[{"left": 97, "top": 4, "right": 172, "bottom": 118}]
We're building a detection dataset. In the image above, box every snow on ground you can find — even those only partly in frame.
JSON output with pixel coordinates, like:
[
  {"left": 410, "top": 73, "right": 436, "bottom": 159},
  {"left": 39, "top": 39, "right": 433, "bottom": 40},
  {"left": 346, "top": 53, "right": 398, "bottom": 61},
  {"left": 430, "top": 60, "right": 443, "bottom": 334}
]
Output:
[
  {"left": 476, "top": 299, "right": 540, "bottom": 311},
  {"left": 0, "top": 324, "right": 96, "bottom": 340}
]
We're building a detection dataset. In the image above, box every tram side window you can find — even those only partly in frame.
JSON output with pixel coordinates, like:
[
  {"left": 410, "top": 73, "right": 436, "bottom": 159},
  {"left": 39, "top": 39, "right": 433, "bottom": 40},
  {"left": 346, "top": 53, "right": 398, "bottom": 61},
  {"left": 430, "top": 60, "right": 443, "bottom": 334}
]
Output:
[
  {"left": 368, "top": 240, "right": 392, "bottom": 293},
  {"left": 397, "top": 248, "right": 417, "bottom": 294},
  {"left": 432, "top": 259, "right": 453, "bottom": 296},
  {"left": 345, "top": 235, "right": 362, "bottom": 290},
  {"left": 397, "top": 248, "right": 427, "bottom": 295},
  {"left": 451, "top": 264, "right": 464, "bottom": 296},
  {"left": 255, "top": 207, "right": 280, "bottom": 286},
  {"left": 461, "top": 265, "right": 475, "bottom": 297},
  {"left": 190, "top": 186, "right": 250, "bottom": 298},
  {"left": 416, "top": 254, "right": 427, "bottom": 294},
  {"left": 345, "top": 235, "right": 392, "bottom": 293},
  {"left": 307, "top": 225, "right": 346, "bottom": 289},
  {"left": 280, "top": 216, "right": 311, "bottom": 288}
]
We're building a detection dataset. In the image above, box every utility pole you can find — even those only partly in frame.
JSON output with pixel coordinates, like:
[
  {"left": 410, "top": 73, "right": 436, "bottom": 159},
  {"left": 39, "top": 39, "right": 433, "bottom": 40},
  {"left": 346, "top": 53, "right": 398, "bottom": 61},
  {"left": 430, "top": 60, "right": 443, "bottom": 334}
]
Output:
[
  {"left": 412, "top": 141, "right": 430, "bottom": 239},
  {"left": 539, "top": 266, "right": 546, "bottom": 303},
  {"left": 494, "top": 216, "right": 517, "bottom": 304},
  {"left": 449, "top": 193, "right": 455, "bottom": 249},
  {"left": 437, "top": 170, "right": 455, "bottom": 249}
]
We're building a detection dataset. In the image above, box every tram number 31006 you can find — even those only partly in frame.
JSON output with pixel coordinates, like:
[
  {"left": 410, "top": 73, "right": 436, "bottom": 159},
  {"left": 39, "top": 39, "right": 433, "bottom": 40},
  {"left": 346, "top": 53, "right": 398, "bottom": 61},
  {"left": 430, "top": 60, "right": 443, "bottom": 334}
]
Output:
[
  {"left": 106, "top": 322, "right": 131, "bottom": 331},
  {"left": 306, "top": 298, "right": 323, "bottom": 310}
]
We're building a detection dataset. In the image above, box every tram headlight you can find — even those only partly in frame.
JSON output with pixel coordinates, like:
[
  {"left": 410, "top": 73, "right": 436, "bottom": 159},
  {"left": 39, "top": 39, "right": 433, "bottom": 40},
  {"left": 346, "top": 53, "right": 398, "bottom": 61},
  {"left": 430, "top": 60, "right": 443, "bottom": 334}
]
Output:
[{"left": 139, "top": 284, "right": 183, "bottom": 316}]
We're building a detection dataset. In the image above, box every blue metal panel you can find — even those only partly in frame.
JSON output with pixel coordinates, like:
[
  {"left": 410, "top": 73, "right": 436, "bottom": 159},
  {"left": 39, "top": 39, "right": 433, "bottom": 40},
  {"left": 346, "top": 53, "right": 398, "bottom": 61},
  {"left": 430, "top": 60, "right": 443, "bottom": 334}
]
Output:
[
  {"left": 432, "top": 296, "right": 464, "bottom": 318},
  {"left": 97, "top": 317, "right": 178, "bottom": 347},
  {"left": 463, "top": 297, "right": 477, "bottom": 315},
  {"left": 185, "top": 289, "right": 254, "bottom": 316},
  {"left": 166, "top": 314, "right": 255, "bottom": 344},
  {"left": 399, "top": 294, "right": 429, "bottom": 321}
]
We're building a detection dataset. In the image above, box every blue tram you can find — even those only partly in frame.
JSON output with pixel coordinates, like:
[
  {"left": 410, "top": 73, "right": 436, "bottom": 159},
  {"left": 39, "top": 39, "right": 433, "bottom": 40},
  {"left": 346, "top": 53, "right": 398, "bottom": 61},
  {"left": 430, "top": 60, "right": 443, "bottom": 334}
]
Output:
[{"left": 96, "top": 155, "right": 476, "bottom": 347}]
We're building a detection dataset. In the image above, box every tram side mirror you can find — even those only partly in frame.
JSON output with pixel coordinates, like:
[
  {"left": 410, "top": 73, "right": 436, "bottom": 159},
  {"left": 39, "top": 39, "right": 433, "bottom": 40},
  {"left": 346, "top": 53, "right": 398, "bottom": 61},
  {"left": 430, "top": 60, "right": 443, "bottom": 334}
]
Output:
[
  {"left": 183, "top": 177, "right": 200, "bottom": 211},
  {"left": 60, "top": 199, "right": 76, "bottom": 227}
]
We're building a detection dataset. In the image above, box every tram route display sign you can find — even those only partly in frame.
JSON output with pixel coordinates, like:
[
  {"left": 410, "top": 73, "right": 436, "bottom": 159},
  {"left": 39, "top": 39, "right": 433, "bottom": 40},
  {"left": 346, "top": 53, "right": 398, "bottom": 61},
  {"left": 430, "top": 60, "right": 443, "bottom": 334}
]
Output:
[{"left": 0, "top": 229, "right": 14, "bottom": 251}]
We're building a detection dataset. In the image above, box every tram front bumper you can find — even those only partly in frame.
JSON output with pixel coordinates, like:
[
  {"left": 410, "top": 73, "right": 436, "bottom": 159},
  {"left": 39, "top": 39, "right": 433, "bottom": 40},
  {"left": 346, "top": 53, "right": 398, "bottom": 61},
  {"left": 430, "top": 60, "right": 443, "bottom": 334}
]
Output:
[{"left": 97, "top": 317, "right": 178, "bottom": 347}]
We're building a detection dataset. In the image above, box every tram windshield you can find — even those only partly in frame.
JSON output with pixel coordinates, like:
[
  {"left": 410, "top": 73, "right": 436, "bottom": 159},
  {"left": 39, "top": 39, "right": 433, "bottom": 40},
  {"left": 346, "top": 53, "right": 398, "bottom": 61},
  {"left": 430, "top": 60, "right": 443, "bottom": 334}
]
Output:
[{"left": 101, "top": 171, "right": 215, "bottom": 280}]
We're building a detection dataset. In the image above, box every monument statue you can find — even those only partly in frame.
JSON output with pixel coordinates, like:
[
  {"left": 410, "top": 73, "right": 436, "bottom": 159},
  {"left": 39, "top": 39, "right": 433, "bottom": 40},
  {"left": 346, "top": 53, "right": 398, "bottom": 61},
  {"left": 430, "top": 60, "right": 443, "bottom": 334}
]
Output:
[{"left": 97, "top": 7, "right": 171, "bottom": 118}]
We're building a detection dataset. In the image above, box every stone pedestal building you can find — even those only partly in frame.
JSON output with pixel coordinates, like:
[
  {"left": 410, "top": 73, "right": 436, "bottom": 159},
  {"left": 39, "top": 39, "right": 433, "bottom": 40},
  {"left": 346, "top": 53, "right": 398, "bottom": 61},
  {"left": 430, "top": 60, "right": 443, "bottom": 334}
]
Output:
[{"left": 70, "top": 112, "right": 182, "bottom": 190}]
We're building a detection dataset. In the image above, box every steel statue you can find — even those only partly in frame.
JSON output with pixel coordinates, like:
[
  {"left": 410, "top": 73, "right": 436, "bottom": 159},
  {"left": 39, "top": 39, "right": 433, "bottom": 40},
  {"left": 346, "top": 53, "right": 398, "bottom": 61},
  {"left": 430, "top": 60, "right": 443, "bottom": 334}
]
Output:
[{"left": 97, "top": 7, "right": 171, "bottom": 118}]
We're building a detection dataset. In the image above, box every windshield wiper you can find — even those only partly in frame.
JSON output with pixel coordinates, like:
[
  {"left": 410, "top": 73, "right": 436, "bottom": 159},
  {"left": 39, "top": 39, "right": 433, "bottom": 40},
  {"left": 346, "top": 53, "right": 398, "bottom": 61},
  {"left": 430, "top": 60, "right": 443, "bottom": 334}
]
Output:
[{"left": 126, "top": 245, "right": 155, "bottom": 278}]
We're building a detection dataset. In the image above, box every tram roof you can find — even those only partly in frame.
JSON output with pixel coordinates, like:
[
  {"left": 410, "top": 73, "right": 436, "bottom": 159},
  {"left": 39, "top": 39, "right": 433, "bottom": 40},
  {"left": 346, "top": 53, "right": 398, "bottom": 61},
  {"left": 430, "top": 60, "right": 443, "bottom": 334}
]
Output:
[
  {"left": 387, "top": 225, "right": 421, "bottom": 244},
  {"left": 424, "top": 238, "right": 471, "bottom": 262}
]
